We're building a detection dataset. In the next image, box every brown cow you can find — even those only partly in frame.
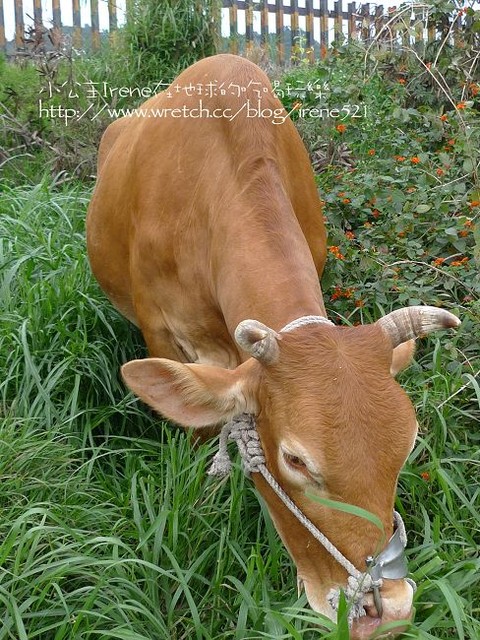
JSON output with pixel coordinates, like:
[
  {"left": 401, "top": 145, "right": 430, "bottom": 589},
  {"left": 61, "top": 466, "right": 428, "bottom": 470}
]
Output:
[{"left": 86, "top": 54, "right": 460, "bottom": 639}]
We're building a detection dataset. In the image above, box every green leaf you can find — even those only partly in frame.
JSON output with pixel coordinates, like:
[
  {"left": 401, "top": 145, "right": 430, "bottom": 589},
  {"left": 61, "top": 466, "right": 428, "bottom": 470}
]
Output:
[
  {"left": 445, "top": 227, "right": 458, "bottom": 237},
  {"left": 416, "top": 204, "right": 432, "bottom": 214},
  {"left": 335, "top": 590, "right": 351, "bottom": 639},
  {"left": 433, "top": 579, "right": 465, "bottom": 640},
  {"left": 305, "top": 494, "right": 386, "bottom": 541}
]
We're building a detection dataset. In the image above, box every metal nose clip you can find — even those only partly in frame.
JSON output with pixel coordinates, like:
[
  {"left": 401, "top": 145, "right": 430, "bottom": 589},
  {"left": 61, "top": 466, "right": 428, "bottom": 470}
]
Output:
[{"left": 366, "top": 523, "right": 409, "bottom": 618}]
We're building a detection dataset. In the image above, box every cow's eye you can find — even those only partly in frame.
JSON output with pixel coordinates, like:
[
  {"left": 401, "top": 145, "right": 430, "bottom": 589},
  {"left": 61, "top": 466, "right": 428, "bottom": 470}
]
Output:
[{"left": 283, "top": 452, "right": 307, "bottom": 470}]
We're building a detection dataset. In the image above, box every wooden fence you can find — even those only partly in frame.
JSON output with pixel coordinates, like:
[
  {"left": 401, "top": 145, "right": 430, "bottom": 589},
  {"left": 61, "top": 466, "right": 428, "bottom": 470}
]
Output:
[
  {"left": 0, "top": 0, "right": 120, "bottom": 53},
  {"left": 0, "top": 0, "right": 470, "bottom": 62},
  {"left": 222, "top": 1, "right": 461, "bottom": 64}
]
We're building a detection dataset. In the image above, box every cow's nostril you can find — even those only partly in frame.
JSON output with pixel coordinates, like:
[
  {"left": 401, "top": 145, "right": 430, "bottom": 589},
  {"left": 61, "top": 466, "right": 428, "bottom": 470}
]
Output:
[
  {"left": 361, "top": 594, "right": 381, "bottom": 619},
  {"left": 363, "top": 602, "right": 381, "bottom": 619}
]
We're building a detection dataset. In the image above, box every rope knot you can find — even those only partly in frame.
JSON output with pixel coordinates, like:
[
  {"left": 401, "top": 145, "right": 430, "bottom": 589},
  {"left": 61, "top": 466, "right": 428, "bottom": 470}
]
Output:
[
  {"left": 327, "top": 572, "right": 383, "bottom": 626},
  {"left": 207, "top": 414, "right": 264, "bottom": 477}
]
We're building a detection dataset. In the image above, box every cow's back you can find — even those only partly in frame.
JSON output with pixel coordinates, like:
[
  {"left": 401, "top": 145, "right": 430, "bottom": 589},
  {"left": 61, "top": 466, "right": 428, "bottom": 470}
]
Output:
[{"left": 87, "top": 54, "right": 326, "bottom": 365}]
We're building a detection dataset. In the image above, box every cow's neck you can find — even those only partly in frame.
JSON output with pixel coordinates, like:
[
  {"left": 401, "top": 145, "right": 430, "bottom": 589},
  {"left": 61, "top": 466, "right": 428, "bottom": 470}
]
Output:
[{"left": 213, "top": 163, "right": 326, "bottom": 337}]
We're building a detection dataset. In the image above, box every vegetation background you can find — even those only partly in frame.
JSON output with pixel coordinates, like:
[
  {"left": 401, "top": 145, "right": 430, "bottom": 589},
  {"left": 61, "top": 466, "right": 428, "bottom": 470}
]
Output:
[{"left": 0, "top": 1, "right": 479, "bottom": 638}]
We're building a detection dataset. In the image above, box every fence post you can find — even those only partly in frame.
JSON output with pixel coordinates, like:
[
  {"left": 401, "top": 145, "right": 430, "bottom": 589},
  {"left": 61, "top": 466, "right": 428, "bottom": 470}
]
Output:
[
  {"left": 0, "top": 0, "right": 5, "bottom": 53},
  {"left": 414, "top": 6, "right": 423, "bottom": 49},
  {"left": 374, "top": 5, "right": 384, "bottom": 41},
  {"left": 34, "top": 0, "right": 42, "bottom": 31},
  {"left": 14, "top": 0, "right": 24, "bottom": 48},
  {"left": 108, "top": 0, "right": 117, "bottom": 44},
  {"left": 229, "top": 0, "right": 238, "bottom": 54},
  {"left": 52, "top": 0, "right": 61, "bottom": 30},
  {"left": 261, "top": 0, "right": 268, "bottom": 50},
  {"left": 291, "top": 0, "right": 299, "bottom": 57},
  {"left": 334, "top": 0, "right": 343, "bottom": 44},
  {"left": 245, "top": 0, "right": 253, "bottom": 55},
  {"left": 348, "top": 2, "right": 357, "bottom": 41},
  {"left": 72, "top": 0, "right": 82, "bottom": 48},
  {"left": 91, "top": 0, "right": 100, "bottom": 50},
  {"left": 361, "top": 2, "right": 370, "bottom": 44},
  {"left": 427, "top": 14, "right": 436, "bottom": 44},
  {"left": 276, "top": 0, "right": 284, "bottom": 65},
  {"left": 402, "top": 7, "right": 410, "bottom": 49},
  {"left": 320, "top": 0, "right": 328, "bottom": 58},
  {"left": 306, "top": 0, "right": 314, "bottom": 62}
]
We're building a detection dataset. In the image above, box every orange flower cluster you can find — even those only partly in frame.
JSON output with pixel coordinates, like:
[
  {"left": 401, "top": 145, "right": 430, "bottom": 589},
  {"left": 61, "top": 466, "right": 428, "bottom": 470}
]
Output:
[
  {"left": 398, "top": 78, "right": 406, "bottom": 85},
  {"left": 410, "top": 156, "right": 421, "bottom": 164},
  {"left": 342, "top": 198, "right": 351, "bottom": 204},
  {"left": 328, "top": 246, "right": 345, "bottom": 260},
  {"left": 432, "top": 257, "right": 445, "bottom": 267},
  {"left": 456, "top": 102, "right": 467, "bottom": 110},
  {"left": 420, "top": 472, "right": 431, "bottom": 482},
  {"left": 331, "top": 285, "right": 355, "bottom": 301},
  {"left": 439, "top": 114, "right": 448, "bottom": 122},
  {"left": 372, "top": 209, "right": 380, "bottom": 218},
  {"left": 345, "top": 231, "right": 355, "bottom": 240},
  {"left": 470, "top": 83, "right": 479, "bottom": 96},
  {"left": 394, "top": 155, "right": 406, "bottom": 162},
  {"left": 437, "top": 168, "right": 445, "bottom": 176},
  {"left": 368, "top": 149, "right": 375, "bottom": 156},
  {"left": 451, "top": 257, "right": 469, "bottom": 267},
  {"left": 469, "top": 200, "right": 480, "bottom": 208},
  {"left": 336, "top": 124, "right": 347, "bottom": 133}
]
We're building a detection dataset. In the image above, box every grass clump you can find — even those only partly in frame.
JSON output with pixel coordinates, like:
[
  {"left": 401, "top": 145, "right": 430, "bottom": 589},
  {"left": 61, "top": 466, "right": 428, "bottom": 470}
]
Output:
[{"left": 0, "top": 178, "right": 313, "bottom": 639}]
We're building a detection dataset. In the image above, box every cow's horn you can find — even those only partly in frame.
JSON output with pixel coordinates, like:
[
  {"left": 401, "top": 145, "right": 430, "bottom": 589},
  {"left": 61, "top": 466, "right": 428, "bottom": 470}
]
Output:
[
  {"left": 377, "top": 305, "right": 460, "bottom": 347},
  {"left": 235, "top": 320, "right": 281, "bottom": 364}
]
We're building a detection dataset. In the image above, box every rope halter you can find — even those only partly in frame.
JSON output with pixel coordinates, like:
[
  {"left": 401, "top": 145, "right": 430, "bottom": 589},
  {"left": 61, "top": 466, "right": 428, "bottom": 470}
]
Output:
[{"left": 207, "top": 413, "right": 415, "bottom": 626}]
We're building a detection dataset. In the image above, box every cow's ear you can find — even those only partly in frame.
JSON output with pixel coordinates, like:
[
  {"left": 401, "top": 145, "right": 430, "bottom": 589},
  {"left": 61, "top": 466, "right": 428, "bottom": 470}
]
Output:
[
  {"left": 121, "top": 358, "right": 258, "bottom": 427},
  {"left": 390, "top": 340, "right": 416, "bottom": 376}
]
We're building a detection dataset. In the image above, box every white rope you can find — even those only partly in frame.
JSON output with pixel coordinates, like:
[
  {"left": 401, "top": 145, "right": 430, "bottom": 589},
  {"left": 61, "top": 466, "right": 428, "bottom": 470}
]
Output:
[
  {"left": 207, "top": 413, "right": 382, "bottom": 625},
  {"left": 281, "top": 315, "right": 334, "bottom": 332}
]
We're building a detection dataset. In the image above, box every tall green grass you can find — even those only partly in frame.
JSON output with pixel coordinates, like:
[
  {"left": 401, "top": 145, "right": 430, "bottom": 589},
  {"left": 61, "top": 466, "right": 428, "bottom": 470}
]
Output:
[{"left": 0, "top": 178, "right": 478, "bottom": 639}]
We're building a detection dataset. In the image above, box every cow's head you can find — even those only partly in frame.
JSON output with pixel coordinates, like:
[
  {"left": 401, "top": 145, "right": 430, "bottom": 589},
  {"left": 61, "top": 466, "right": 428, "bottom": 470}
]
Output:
[{"left": 122, "top": 306, "right": 460, "bottom": 639}]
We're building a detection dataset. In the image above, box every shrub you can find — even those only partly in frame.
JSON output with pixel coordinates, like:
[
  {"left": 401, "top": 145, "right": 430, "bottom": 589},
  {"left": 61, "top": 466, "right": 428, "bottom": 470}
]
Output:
[{"left": 122, "top": 0, "right": 220, "bottom": 86}]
